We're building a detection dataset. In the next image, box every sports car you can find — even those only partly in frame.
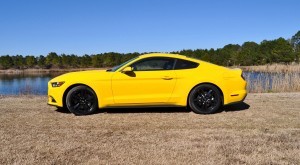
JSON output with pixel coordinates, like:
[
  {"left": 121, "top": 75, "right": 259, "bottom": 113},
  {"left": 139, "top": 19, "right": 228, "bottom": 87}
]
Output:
[{"left": 48, "top": 53, "right": 247, "bottom": 115}]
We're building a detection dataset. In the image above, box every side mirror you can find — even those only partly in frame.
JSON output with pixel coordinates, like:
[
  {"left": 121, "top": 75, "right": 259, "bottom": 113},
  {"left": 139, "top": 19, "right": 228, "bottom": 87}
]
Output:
[{"left": 122, "top": 66, "right": 133, "bottom": 73}]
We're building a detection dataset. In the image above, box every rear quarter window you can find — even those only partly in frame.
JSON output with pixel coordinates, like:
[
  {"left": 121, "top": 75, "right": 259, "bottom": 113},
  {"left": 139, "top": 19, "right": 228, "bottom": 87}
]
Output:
[{"left": 175, "top": 59, "right": 199, "bottom": 70}]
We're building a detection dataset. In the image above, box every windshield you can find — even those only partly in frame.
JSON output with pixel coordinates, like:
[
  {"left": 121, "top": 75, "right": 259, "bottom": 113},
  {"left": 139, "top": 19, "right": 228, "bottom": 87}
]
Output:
[{"left": 106, "top": 56, "right": 139, "bottom": 72}]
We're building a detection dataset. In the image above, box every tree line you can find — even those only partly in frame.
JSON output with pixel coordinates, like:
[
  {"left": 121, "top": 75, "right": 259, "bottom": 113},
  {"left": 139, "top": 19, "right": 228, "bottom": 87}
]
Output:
[{"left": 1, "top": 31, "right": 300, "bottom": 69}]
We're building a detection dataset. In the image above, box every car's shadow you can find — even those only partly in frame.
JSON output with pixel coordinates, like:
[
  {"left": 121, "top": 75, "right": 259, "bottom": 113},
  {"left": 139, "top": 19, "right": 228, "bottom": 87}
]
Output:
[
  {"left": 220, "top": 102, "right": 250, "bottom": 113},
  {"left": 55, "top": 102, "right": 250, "bottom": 114},
  {"left": 104, "top": 107, "right": 190, "bottom": 113}
]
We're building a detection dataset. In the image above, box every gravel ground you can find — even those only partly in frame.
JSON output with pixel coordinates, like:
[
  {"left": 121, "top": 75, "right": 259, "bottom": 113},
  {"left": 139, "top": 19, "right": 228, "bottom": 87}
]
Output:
[{"left": 0, "top": 93, "right": 299, "bottom": 164}]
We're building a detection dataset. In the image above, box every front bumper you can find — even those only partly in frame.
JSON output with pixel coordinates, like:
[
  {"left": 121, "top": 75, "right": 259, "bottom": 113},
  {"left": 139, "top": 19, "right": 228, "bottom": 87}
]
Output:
[{"left": 47, "top": 82, "right": 65, "bottom": 107}]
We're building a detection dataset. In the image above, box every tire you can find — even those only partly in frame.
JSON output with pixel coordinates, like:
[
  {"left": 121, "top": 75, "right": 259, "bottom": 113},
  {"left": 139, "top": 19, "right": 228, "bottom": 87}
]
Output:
[
  {"left": 188, "top": 84, "right": 222, "bottom": 114},
  {"left": 66, "top": 85, "right": 98, "bottom": 115}
]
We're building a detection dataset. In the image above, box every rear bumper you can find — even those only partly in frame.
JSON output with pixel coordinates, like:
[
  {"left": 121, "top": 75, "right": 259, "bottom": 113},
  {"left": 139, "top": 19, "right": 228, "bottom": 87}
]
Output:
[{"left": 225, "top": 89, "right": 247, "bottom": 105}]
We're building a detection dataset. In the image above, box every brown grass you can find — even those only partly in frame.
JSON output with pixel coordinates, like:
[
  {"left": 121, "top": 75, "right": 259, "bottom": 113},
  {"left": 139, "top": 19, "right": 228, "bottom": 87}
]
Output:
[
  {"left": 0, "top": 93, "right": 299, "bottom": 164},
  {"left": 240, "top": 63, "right": 300, "bottom": 73}
]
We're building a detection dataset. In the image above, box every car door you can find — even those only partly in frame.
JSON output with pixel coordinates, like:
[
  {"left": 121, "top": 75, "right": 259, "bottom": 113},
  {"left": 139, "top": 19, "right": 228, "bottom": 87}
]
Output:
[{"left": 111, "top": 57, "right": 176, "bottom": 104}]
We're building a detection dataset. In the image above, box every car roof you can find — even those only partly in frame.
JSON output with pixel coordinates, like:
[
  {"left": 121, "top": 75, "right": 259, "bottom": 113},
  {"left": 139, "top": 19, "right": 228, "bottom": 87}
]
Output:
[
  {"left": 139, "top": 53, "right": 190, "bottom": 60},
  {"left": 138, "top": 53, "right": 202, "bottom": 63}
]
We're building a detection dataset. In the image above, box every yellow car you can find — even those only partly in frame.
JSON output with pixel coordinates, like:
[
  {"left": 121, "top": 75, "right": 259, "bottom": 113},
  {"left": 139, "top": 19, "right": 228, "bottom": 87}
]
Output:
[{"left": 48, "top": 53, "right": 247, "bottom": 115}]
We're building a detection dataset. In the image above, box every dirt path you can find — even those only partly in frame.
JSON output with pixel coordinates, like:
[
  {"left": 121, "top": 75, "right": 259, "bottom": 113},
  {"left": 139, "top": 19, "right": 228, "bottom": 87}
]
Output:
[{"left": 0, "top": 93, "right": 299, "bottom": 164}]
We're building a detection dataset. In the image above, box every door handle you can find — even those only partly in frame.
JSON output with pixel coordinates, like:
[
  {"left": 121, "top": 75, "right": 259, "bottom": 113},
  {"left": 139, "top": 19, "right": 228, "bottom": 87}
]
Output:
[{"left": 162, "top": 76, "right": 173, "bottom": 80}]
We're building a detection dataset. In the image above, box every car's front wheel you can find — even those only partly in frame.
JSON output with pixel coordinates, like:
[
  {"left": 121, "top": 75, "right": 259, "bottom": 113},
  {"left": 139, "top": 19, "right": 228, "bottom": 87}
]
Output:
[
  {"left": 66, "top": 85, "right": 98, "bottom": 115},
  {"left": 188, "top": 84, "right": 222, "bottom": 114}
]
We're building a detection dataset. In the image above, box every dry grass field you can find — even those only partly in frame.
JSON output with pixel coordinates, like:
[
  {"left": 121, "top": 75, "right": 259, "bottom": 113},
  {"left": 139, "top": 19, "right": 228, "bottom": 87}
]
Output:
[{"left": 0, "top": 93, "right": 299, "bottom": 164}]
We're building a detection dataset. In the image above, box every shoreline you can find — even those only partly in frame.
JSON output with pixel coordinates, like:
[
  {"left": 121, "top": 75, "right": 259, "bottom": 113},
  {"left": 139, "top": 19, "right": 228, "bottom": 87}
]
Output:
[{"left": 0, "top": 68, "right": 107, "bottom": 74}]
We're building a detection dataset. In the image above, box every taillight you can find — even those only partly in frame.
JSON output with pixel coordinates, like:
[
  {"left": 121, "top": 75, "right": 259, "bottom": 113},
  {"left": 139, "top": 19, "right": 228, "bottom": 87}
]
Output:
[{"left": 241, "top": 72, "right": 245, "bottom": 80}]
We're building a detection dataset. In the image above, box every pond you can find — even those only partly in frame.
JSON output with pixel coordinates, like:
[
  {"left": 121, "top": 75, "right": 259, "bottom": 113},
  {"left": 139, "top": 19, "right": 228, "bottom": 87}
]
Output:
[
  {"left": 0, "top": 71, "right": 297, "bottom": 95},
  {"left": 0, "top": 73, "right": 62, "bottom": 95}
]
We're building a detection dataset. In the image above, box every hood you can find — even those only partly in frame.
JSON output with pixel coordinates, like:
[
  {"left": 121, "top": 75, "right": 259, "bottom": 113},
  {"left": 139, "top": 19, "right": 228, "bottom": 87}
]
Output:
[{"left": 50, "top": 69, "right": 112, "bottom": 82}]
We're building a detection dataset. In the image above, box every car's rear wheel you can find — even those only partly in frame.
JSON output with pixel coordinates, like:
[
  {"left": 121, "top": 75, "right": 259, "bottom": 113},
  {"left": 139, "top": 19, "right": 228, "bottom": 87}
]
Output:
[
  {"left": 66, "top": 85, "right": 98, "bottom": 115},
  {"left": 188, "top": 84, "right": 222, "bottom": 114}
]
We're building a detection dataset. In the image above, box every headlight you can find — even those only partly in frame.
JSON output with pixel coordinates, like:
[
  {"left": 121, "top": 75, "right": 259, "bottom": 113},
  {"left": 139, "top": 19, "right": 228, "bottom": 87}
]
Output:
[{"left": 51, "top": 81, "right": 65, "bottom": 87}]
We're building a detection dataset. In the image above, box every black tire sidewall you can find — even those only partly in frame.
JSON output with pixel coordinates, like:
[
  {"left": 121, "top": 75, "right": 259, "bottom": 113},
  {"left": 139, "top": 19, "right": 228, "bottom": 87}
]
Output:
[
  {"left": 188, "top": 84, "right": 222, "bottom": 114},
  {"left": 66, "top": 85, "right": 98, "bottom": 116}
]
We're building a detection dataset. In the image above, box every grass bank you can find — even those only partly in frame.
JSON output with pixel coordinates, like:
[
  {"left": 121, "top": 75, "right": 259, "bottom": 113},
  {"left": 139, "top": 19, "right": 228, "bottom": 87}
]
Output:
[
  {"left": 0, "top": 93, "right": 299, "bottom": 164},
  {"left": 240, "top": 63, "right": 300, "bottom": 73}
]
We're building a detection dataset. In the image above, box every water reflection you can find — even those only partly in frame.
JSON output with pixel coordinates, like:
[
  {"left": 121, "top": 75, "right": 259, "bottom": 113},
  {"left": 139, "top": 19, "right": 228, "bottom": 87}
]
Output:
[
  {"left": 0, "top": 71, "right": 298, "bottom": 95},
  {"left": 243, "top": 71, "right": 299, "bottom": 92}
]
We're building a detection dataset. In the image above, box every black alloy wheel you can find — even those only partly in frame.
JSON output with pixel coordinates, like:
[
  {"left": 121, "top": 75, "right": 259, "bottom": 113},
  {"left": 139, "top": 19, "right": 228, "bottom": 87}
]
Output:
[
  {"left": 188, "top": 84, "right": 222, "bottom": 114},
  {"left": 66, "top": 85, "right": 98, "bottom": 115}
]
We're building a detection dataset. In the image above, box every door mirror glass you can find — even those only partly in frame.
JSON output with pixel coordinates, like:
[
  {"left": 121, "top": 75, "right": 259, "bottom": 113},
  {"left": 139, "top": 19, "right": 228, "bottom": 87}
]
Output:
[{"left": 122, "top": 66, "right": 133, "bottom": 72}]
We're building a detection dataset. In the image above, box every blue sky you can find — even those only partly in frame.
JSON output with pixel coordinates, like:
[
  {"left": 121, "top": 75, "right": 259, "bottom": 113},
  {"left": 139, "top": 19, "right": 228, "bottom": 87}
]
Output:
[{"left": 0, "top": 0, "right": 299, "bottom": 55}]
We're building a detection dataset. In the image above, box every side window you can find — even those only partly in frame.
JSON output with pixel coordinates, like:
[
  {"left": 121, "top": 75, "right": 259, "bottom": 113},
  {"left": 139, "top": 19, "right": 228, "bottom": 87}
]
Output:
[
  {"left": 175, "top": 59, "right": 199, "bottom": 70},
  {"left": 131, "top": 57, "right": 175, "bottom": 71}
]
